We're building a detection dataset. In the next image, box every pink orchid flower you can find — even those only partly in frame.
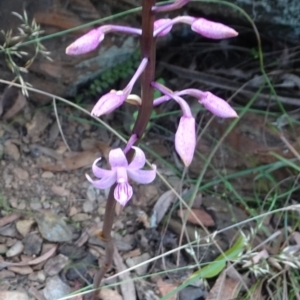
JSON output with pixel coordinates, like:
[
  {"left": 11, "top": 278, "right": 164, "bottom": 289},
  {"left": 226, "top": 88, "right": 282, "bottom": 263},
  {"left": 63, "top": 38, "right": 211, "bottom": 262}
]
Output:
[{"left": 86, "top": 147, "right": 156, "bottom": 206}]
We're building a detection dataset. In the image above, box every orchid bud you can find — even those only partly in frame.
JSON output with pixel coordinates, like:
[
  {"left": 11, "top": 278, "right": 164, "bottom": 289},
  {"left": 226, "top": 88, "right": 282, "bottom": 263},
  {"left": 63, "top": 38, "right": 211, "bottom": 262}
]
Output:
[
  {"left": 200, "top": 92, "right": 238, "bottom": 118},
  {"left": 91, "top": 90, "right": 126, "bottom": 117},
  {"left": 66, "top": 28, "right": 104, "bottom": 55},
  {"left": 154, "top": 19, "right": 173, "bottom": 36},
  {"left": 191, "top": 18, "right": 238, "bottom": 39},
  {"left": 175, "top": 116, "right": 196, "bottom": 166}
]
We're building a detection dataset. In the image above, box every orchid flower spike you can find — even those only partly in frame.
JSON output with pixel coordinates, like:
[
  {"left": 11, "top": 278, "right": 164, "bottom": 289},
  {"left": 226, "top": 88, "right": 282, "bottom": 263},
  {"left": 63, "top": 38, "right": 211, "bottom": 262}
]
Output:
[
  {"left": 91, "top": 58, "right": 148, "bottom": 117},
  {"left": 86, "top": 147, "right": 156, "bottom": 206}
]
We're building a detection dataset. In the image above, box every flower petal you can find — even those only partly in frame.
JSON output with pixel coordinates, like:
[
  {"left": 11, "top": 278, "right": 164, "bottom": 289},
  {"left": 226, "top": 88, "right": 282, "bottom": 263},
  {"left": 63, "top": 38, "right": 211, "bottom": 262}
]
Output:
[
  {"left": 154, "top": 18, "right": 173, "bottom": 36},
  {"left": 128, "top": 146, "right": 146, "bottom": 170},
  {"left": 92, "top": 158, "right": 115, "bottom": 178},
  {"left": 109, "top": 148, "right": 128, "bottom": 169},
  {"left": 91, "top": 90, "right": 126, "bottom": 117},
  {"left": 175, "top": 116, "right": 196, "bottom": 166},
  {"left": 200, "top": 92, "right": 238, "bottom": 118},
  {"left": 127, "top": 165, "right": 157, "bottom": 184},
  {"left": 86, "top": 173, "right": 116, "bottom": 189},
  {"left": 191, "top": 18, "right": 238, "bottom": 40},
  {"left": 114, "top": 182, "right": 133, "bottom": 206},
  {"left": 66, "top": 28, "right": 104, "bottom": 55}
]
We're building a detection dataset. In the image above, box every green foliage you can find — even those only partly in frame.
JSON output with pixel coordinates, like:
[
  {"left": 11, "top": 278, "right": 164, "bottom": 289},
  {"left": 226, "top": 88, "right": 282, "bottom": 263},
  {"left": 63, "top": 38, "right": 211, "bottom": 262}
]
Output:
[
  {"left": 83, "top": 49, "right": 141, "bottom": 98},
  {"left": 0, "top": 11, "right": 52, "bottom": 96}
]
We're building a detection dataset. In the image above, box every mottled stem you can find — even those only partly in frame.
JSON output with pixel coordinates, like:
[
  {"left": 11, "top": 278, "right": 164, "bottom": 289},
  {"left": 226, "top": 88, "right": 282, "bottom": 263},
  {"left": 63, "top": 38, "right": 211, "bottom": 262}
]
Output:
[{"left": 91, "top": 0, "right": 156, "bottom": 299}]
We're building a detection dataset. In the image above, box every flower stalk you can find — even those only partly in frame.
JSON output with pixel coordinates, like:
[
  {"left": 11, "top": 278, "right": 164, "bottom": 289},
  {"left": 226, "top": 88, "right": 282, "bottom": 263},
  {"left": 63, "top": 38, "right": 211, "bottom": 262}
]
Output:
[{"left": 91, "top": 0, "right": 157, "bottom": 298}]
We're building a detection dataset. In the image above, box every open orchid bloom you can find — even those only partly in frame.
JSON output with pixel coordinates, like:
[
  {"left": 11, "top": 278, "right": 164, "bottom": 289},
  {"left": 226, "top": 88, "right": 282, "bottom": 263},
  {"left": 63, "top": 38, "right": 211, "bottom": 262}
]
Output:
[{"left": 86, "top": 147, "right": 156, "bottom": 206}]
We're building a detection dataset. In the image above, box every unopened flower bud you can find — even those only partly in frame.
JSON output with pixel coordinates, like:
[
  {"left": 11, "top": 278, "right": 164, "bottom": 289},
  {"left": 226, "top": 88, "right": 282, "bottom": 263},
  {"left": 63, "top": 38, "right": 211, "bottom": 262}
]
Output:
[
  {"left": 200, "top": 92, "right": 238, "bottom": 118},
  {"left": 175, "top": 116, "right": 196, "bottom": 166},
  {"left": 66, "top": 28, "right": 104, "bottom": 55},
  {"left": 191, "top": 18, "right": 238, "bottom": 39},
  {"left": 91, "top": 90, "right": 126, "bottom": 117}
]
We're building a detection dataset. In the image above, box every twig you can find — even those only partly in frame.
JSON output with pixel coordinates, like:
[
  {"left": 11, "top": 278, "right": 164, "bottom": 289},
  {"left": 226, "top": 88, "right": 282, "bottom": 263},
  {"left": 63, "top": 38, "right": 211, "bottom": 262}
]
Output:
[{"left": 52, "top": 97, "right": 71, "bottom": 152}]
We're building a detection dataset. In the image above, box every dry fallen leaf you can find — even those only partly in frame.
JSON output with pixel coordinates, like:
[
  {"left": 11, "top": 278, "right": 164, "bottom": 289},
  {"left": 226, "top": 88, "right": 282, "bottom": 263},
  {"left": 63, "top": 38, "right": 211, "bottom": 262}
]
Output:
[
  {"left": 40, "top": 150, "right": 101, "bottom": 171},
  {"left": 113, "top": 246, "right": 136, "bottom": 300},
  {"left": 0, "top": 214, "right": 21, "bottom": 227},
  {"left": 177, "top": 208, "right": 215, "bottom": 227},
  {"left": 206, "top": 270, "right": 240, "bottom": 300},
  {"left": 150, "top": 190, "right": 177, "bottom": 227},
  {"left": 0, "top": 246, "right": 57, "bottom": 270},
  {"left": 157, "top": 279, "right": 178, "bottom": 300},
  {"left": 99, "top": 289, "right": 123, "bottom": 300},
  {"left": 2, "top": 90, "right": 27, "bottom": 120}
]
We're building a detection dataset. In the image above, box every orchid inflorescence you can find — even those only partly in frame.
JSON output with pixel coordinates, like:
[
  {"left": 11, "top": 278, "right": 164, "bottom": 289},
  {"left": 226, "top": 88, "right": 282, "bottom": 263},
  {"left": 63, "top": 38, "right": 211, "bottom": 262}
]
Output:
[{"left": 66, "top": 0, "right": 238, "bottom": 206}]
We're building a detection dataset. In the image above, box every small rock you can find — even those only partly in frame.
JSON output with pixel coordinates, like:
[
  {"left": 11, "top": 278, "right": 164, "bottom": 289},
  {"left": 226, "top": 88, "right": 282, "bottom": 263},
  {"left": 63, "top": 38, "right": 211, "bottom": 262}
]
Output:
[
  {"left": 13, "top": 167, "right": 29, "bottom": 180},
  {"left": 0, "top": 291, "right": 29, "bottom": 300},
  {"left": 0, "top": 270, "right": 15, "bottom": 279},
  {"left": 29, "top": 201, "right": 42, "bottom": 211},
  {"left": 43, "top": 275, "right": 72, "bottom": 300},
  {"left": 4, "top": 174, "right": 13, "bottom": 187},
  {"left": 83, "top": 201, "right": 94, "bottom": 213},
  {"left": 100, "top": 289, "right": 122, "bottom": 300},
  {"left": 81, "top": 138, "right": 96, "bottom": 150},
  {"left": 17, "top": 201, "right": 26, "bottom": 210},
  {"left": 69, "top": 206, "right": 77, "bottom": 217},
  {"left": 35, "top": 211, "right": 72, "bottom": 242},
  {"left": 58, "top": 243, "right": 86, "bottom": 260},
  {"left": 179, "top": 286, "right": 206, "bottom": 300},
  {"left": 16, "top": 219, "right": 35, "bottom": 237},
  {"left": 44, "top": 254, "right": 69, "bottom": 276},
  {"left": 42, "top": 171, "right": 54, "bottom": 178},
  {"left": 23, "top": 234, "right": 43, "bottom": 256},
  {"left": 126, "top": 253, "right": 151, "bottom": 276},
  {"left": 6, "top": 238, "right": 17, "bottom": 247},
  {"left": 86, "top": 185, "right": 97, "bottom": 202},
  {"left": 65, "top": 252, "right": 97, "bottom": 281},
  {"left": 6, "top": 241, "right": 24, "bottom": 257},
  {"left": 28, "top": 270, "right": 46, "bottom": 283},
  {"left": 0, "top": 223, "right": 18, "bottom": 237},
  {"left": 26, "top": 110, "right": 50, "bottom": 138},
  {"left": 0, "top": 244, "right": 7, "bottom": 254},
  {"left": 8, "top": 266, "right": 33, "bottom": 275},
  {"left": 8, "top": 197, "right": 18, "bottom": 208},
  {"left": 71, "top": 213, "right": 90, "bottom": 222},
  {"left": 4, "top": 142, "right": 20, "bottom": 161},
  {"left": 51, "top": 185, "right": 70, "bottom": 197}
]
